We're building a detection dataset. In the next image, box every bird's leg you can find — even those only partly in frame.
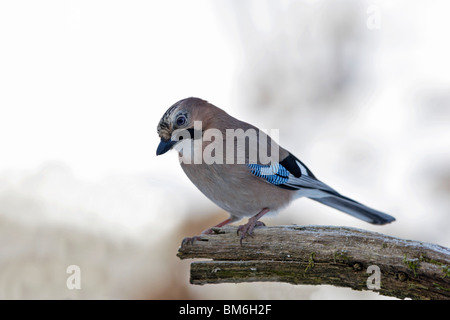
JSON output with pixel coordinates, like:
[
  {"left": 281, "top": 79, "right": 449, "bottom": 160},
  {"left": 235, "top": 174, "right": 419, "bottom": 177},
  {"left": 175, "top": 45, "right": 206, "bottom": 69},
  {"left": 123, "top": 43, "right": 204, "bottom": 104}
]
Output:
[
  {"left": 203, "top": 217, "right": 235, "bottom": 233},
  {"left": 237, "top": 208, "right": 269, "bottom": 245},
  {"left": 181, "top": 217, "right": 235, "bottom": 247}
]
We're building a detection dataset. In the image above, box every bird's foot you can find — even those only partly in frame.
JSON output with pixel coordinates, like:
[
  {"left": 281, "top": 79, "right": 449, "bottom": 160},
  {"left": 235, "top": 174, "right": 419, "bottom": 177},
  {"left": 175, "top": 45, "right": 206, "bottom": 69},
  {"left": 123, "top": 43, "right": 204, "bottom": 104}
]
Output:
[
  {"left": 181, "top": 235, "right": 208, "bottom": 247},
  {"left": 237, "top": 219, "right": 266, "bottom": 245},
  {"left": 180, "top": 227, "right": 220, "bottom": 248},
  {"left": 180, "top": 218, "right": 235, "bottom": 248}
]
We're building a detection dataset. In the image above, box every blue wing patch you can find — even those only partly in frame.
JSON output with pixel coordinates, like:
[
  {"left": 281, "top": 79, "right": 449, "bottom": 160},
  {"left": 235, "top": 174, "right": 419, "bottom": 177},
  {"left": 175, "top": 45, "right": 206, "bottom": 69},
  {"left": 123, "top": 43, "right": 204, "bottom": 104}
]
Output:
[
  {"left": 247, "top": 154, "right": 337, "bottom": 193},
  {"left": 247, "top": 163, "right": 290, "bottom": 185}
]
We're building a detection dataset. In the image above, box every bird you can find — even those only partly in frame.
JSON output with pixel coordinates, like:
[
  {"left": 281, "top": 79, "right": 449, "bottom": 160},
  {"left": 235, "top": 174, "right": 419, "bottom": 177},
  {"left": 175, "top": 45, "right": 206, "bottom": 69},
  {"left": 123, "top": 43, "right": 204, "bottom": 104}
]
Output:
[{"left": 156, "top": 97, "right": 395, "bottom": 245}]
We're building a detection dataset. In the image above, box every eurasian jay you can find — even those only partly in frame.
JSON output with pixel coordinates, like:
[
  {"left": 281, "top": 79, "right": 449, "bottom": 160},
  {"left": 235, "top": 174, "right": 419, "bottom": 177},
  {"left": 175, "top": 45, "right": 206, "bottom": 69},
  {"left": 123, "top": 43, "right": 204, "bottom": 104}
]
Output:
[{"left": 156, "top": 97, "right": 395, "bottom": 244}]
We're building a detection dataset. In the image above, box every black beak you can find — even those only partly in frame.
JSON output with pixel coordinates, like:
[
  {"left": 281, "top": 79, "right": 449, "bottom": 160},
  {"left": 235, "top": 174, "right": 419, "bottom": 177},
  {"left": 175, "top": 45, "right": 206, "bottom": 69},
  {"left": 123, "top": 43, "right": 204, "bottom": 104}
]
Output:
[{"left": 156, "top": 138, "right": 176, "bottom": 156}]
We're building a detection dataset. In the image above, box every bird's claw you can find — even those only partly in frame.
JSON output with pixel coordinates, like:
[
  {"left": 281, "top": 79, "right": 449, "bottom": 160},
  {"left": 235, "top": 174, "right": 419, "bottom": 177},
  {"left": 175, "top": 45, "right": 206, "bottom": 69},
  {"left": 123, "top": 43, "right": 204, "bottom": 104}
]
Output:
[
  {"left": 181, "top": 235, "right": 208, "bottom": 247},
  {"left": 237, "top": 220, "right": 265, "bottom": 245}
]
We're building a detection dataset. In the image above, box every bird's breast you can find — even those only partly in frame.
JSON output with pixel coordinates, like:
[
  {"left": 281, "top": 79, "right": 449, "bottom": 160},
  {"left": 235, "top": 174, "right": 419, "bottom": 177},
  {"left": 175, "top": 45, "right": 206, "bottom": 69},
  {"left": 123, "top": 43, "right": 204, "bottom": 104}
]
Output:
[{"left": 180, "top": 162, "right": 294, "bottom": 217}]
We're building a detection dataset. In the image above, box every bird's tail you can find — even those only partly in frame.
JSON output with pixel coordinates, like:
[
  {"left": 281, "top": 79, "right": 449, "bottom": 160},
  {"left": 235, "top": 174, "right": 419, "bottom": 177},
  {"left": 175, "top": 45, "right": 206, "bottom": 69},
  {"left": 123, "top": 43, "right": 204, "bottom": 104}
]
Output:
[{"left": 309, "top": 193, "right": 395, "bottom": 225}]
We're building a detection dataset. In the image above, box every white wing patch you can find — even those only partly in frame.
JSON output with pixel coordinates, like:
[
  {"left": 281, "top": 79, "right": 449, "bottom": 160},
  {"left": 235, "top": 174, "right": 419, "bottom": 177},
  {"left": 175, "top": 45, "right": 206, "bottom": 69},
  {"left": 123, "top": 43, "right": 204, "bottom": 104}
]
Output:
[{"left": 296, "top": 160, "right": 309, "bottom": 176}]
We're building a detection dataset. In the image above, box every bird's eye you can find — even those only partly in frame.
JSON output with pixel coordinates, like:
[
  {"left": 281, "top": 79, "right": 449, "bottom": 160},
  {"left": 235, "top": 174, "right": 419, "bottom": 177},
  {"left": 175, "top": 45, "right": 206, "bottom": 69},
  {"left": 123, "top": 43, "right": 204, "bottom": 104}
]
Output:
[{"left": 176, "top": 115, "right": 187, "bottom": 126}]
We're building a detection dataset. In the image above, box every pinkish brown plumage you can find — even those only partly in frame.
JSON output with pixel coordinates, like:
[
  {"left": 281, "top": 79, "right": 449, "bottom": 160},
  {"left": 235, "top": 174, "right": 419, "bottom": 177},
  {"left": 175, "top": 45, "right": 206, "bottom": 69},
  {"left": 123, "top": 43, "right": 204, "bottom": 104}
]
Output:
[{"left": 156, "top": 97, "right": 395, "bottom": 244}]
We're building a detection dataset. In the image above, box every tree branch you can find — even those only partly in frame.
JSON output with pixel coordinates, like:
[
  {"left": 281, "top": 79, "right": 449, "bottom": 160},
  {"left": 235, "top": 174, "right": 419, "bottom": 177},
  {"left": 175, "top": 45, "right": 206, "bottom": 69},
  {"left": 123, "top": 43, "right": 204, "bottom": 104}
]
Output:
[{"left": 177, "top": 225, "right": 450, "bottom": 300}]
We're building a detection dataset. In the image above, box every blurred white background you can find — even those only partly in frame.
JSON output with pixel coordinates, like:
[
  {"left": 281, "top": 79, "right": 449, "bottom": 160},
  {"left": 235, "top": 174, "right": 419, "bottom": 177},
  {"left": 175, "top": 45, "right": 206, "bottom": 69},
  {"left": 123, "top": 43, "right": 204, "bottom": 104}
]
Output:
[{"left": 0, "top": 0, "right": 449, "bottom": 299}]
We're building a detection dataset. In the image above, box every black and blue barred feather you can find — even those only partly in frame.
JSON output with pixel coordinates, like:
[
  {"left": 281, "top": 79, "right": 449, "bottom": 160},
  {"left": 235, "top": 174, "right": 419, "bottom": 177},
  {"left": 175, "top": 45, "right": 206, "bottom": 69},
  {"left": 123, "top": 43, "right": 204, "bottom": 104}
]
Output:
[
  {"left": 247, "top": 154, "right": 395, "bottom": 225},
  {"left": 247, "top": 154, "right": 336, "bottom": 192},
  {"left": 247, "top": 163, "right": 290, "bottom": 186}
]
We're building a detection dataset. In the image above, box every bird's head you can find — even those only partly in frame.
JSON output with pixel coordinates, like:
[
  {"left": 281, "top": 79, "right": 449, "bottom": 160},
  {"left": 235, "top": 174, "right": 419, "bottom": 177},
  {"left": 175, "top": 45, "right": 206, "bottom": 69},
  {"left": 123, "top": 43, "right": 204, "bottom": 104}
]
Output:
[{"left": 156, "top": 97, "right": 208, "bottom": 156}]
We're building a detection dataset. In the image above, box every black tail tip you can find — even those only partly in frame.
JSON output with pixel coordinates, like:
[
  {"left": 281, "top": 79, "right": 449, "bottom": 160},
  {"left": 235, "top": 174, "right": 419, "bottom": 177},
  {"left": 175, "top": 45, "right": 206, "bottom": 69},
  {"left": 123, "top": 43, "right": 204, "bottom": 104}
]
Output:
[{"left": 371, "top": 216, "right": 396, "bottom": 225}]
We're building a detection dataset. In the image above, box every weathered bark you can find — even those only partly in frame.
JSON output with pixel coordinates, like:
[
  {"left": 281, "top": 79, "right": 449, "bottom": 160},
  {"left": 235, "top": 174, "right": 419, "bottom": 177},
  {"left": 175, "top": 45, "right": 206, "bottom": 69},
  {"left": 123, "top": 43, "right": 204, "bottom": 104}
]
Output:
[{"left": 177, "top": 225, "right": 450, "bottom": 300}]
